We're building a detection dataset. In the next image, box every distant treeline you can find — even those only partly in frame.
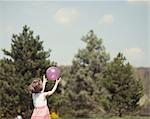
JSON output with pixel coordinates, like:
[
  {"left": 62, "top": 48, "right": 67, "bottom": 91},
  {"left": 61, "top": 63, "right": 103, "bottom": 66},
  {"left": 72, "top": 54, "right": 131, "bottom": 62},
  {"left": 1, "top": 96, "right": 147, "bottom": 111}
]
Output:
[{"left": 135, "top": 67, "right": 150, "bottom": 116}]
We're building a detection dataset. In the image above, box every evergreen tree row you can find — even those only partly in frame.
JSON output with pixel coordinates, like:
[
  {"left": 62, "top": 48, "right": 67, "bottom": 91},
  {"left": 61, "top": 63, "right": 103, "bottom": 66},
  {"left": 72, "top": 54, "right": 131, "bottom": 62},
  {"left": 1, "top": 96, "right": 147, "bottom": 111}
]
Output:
[{"left": 0, "top": 26, "right": 143, "bottom": 118}]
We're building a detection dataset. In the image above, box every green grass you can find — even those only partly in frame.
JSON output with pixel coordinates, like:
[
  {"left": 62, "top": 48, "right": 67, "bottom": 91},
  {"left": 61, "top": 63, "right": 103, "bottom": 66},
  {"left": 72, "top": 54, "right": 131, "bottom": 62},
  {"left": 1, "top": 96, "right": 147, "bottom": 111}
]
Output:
[
  {"left": 94, "top": 116, "right": 150, "bottom": 119},
  {"left": 63, "top": 116, "right": 150, "bottom": 119}
]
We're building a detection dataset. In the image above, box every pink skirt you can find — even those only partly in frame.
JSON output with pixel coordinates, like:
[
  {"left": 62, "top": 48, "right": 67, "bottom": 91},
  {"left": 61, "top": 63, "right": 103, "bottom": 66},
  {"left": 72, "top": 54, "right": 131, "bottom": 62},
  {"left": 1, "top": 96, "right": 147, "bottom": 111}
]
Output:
[{"left": 31, "top": 106, "right": 51, "bottom": 119}]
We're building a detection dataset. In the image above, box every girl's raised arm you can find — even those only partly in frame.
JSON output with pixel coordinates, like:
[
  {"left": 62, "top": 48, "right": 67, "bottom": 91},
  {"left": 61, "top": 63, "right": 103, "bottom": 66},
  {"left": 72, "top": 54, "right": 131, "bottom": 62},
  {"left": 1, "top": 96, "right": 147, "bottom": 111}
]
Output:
[
  {"left": 43, "top": 77, "right": 61, "bottom": 97},
  {"left": 41, "top": 75, "right": 47, "bottom": 92}
]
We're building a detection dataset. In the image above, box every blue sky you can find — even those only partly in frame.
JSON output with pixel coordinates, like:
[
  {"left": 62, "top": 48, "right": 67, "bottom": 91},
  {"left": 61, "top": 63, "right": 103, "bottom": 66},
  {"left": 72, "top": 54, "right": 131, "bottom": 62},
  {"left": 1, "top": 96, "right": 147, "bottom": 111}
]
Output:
[{"left": 0, "top": 0, "right": 149, "bottom": 67}]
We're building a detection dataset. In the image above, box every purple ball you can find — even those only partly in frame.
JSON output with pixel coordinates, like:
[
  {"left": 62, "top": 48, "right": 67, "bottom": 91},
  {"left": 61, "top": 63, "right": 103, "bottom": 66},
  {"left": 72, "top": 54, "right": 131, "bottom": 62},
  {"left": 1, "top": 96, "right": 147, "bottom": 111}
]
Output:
[{"left": 46, "top": 67, "right": 61, "bottom": 81}]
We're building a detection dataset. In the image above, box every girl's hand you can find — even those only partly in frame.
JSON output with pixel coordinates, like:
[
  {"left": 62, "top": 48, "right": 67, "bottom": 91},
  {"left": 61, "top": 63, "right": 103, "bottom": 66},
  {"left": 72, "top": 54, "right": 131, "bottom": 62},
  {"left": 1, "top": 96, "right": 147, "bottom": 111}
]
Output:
[{"left": 43, "top": 75, "right": 48, "bottom": 82}]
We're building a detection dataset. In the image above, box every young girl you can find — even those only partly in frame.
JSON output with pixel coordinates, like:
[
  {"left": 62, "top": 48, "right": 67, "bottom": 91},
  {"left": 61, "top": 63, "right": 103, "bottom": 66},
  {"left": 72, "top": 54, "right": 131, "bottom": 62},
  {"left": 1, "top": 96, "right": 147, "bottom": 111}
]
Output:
[{"left": 28, "top": 75, "right": 61, "bottom": 119}]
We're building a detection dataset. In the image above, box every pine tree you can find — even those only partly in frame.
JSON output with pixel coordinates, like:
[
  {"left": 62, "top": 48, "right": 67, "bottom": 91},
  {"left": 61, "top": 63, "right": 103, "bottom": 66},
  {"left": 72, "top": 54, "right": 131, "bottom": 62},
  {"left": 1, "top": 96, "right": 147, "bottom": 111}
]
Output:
[
  {"left": 0, "top": 25, "right": 55, "bottom": 118},
  {"left": 66, "top": 30, "right": 110, "bottom": 117},
  {"left": 0, "top": 58, "right": 23, "bottom": 118},
  {"left": 103, "top": 53, "right": 143, "bottom": 117}
]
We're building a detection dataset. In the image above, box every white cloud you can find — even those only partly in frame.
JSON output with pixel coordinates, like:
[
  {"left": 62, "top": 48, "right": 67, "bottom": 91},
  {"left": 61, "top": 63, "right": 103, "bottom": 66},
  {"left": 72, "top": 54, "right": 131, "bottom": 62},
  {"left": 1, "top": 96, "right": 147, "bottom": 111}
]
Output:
[
  {"left": 4, "top": 26, "right": 14, "bottom": 34},
  {"left": 123, "top": 48, "right": 146, "bottom": 66},
  {"left": 53, "top": 8, "right": 79, "bottom": 24},
  {"left": 127, "top": 0, "right": 148, "bottom": 2},
  {"left": 0, "top": 25, "right": 15, "bottom": 39},
  {"left": 123, "top": 48, "right": 143, "bottom": 56},
  {"left": 99, "top": 14, "right": 114, "bottom": 25}
]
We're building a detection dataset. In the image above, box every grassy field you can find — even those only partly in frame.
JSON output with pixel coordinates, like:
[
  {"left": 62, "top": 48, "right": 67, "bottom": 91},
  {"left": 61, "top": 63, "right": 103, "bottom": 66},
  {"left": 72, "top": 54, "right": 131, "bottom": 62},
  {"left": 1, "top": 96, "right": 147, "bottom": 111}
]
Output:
[
  {"left": 63, "top": 116, "right": 150, "bottom": 119},
  {"left": 93, "top": 116, "right": 150, "bottom": 119}
]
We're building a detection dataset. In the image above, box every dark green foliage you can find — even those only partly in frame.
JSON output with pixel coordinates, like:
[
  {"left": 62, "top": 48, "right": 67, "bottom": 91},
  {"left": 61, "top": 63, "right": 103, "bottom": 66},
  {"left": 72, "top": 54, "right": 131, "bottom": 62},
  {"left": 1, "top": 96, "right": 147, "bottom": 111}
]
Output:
[
  {"left": 0, "top": 25, "right": 55, "bottom": 118},
  {"left": 0, "top": 59, "right": 22, "bottom": 118},
  {"left": 0, "top": 27, "right": 146, "bottom": 118},
  {"left": 2, "top": 25, "right": 52, "bottom": 78},
  {"left": 66, "top": 30, "right": 110, "bottom": 117},
  {"left": 103, "top": 53, "right": 143, "bottom": 117}
]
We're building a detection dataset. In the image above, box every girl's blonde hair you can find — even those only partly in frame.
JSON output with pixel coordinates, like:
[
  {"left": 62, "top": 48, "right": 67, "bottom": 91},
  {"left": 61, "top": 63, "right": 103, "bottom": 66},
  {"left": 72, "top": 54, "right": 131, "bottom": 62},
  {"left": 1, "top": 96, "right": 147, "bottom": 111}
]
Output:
[{"left": 28, "top": 78, "right": 43, "bottom": 93}]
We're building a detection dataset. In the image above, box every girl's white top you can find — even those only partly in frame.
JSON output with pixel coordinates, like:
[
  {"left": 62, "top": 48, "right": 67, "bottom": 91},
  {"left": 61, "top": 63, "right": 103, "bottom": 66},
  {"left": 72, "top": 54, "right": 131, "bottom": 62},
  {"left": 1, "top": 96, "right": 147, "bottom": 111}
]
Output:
[{"left": 32, "top": 92, "right": 47, "bottom": 107}]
